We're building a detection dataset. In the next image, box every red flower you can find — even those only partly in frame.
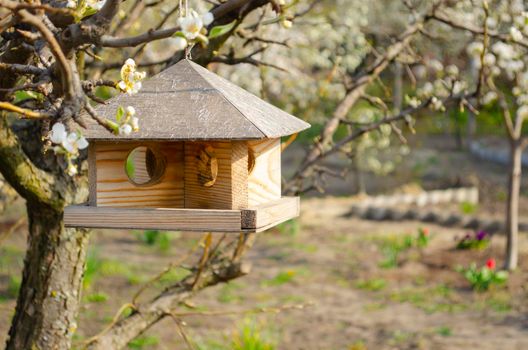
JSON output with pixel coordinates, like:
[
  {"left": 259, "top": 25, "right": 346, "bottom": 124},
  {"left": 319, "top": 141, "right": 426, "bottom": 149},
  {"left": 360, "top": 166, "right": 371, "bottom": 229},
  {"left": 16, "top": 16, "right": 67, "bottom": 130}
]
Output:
[
  {"left": 486, "top": 258, "right": 496, "bottom": 270},
  {"left": 421, "top": 228, "right": 429, "bottom": 236}
]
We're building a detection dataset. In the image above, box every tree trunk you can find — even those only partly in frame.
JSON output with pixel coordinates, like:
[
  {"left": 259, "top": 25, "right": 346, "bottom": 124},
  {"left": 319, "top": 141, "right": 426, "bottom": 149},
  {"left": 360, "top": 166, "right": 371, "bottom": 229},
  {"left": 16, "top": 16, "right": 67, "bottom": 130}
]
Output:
[
  {"left": 505, "top": 142, "right": 522, "bottom": 271},
  {"left": 6, "top": 202, "right": 89, "bottom": 350},
  {"left": 353, "top": 154, "right": 366, "bottom": 195}
]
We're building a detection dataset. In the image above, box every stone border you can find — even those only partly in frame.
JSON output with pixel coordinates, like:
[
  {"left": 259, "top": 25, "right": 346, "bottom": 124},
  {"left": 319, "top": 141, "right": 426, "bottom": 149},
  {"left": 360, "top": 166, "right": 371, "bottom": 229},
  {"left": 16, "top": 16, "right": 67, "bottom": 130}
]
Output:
[
  {"left": 469, "top": 141, "right": 528, "bottom": 167},
  {"left": 346, "top": 187, "right": 528, "bottom": 233}
]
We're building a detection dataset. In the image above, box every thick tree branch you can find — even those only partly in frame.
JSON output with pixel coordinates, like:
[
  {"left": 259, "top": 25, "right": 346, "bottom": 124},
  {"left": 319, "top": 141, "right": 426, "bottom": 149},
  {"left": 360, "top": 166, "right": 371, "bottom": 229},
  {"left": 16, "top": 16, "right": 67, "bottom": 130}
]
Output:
[
  {"left": 285, "top": 91, "right": 475, "bottom": 193},
  {"left": 0, "top": 116, "right": 62, "bottom": 207},
  {"left": 98, "top": 0, "right": 271, "bottom": 48},
  {"left": 86, "top": 248, "right": 253, "bottom": 349}
]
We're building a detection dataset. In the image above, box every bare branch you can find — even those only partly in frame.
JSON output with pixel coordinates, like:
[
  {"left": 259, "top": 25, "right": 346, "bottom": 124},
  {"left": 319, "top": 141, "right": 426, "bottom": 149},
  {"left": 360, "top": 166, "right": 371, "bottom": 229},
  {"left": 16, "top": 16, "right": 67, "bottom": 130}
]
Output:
[
  {"left": 430, "top": 11, "right": 528, "bottom": 50},
  {"left": 0, "top": 62, "right": 47, "bottom": 76},
  {"left": 0, "top": 0, "right": 75, "bottom": 98},
  {"left": 288, "top": 18, "right": 427, "bottom": 191},
  {"left": 0, "top": 102, "right": 53, "bottom": 119}
]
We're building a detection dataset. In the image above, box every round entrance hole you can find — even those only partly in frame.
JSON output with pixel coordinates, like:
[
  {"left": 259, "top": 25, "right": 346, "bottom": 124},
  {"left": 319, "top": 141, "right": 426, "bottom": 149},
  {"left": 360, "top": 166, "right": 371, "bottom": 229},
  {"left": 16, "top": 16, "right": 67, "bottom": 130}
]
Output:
[{"left": 125, "top": 146, "right": 166, "bottom": 186}]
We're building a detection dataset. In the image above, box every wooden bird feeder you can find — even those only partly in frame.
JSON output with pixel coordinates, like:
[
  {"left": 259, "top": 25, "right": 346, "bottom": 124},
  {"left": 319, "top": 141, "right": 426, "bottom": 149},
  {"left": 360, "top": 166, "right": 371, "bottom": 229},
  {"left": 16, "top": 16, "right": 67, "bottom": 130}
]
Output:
[{"left": 64, "top": 59, "right": 310, "bottom": 233}]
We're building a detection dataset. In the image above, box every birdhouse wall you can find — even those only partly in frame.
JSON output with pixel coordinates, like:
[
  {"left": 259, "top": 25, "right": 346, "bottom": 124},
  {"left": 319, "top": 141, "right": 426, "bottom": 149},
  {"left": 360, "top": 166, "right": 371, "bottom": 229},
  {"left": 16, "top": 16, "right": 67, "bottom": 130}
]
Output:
[
  {"left": 247, "top": 138, "right": 282, "bottom": 207},
  {"left": 87, "top": 139, "right": 281, "bottom": 211},
  {"left": 184, "top": 141, "right": 248, "bottom": 210},
  {"left": 90, "top": 141, "right": 185, "bottom": 208}
]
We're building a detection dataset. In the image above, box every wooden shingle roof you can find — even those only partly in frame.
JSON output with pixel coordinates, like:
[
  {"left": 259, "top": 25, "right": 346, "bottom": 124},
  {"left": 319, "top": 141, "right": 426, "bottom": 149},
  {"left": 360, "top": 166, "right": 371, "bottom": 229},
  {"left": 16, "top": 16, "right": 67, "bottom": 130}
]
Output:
[{"left": 83, "top": 59, "right": 310, "bottom": 140}]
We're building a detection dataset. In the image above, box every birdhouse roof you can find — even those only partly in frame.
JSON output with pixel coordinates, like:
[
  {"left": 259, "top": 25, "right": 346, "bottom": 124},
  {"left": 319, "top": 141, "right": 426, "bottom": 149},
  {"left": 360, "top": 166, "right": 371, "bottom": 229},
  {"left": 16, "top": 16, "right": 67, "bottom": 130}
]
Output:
[{"left": 83, "top": 59, "right": 310, "bottom": 140}]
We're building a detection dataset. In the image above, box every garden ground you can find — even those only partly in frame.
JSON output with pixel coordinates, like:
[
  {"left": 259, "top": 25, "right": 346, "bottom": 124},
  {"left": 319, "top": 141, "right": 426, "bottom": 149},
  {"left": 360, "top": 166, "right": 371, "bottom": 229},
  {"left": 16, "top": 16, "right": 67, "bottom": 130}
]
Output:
[
  {"left": 1, "top": 195, "right": 528, "bottom": 350},
  {"left": 1, "top": 136, "right": 528, "bottom": 349}
]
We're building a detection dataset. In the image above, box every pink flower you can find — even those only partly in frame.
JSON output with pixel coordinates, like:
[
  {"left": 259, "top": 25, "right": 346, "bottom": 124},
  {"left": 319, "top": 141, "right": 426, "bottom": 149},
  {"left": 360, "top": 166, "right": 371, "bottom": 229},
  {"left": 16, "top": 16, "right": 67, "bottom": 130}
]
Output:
[{"left": 486, "top": 258, "right": 496, "bottom": 270}]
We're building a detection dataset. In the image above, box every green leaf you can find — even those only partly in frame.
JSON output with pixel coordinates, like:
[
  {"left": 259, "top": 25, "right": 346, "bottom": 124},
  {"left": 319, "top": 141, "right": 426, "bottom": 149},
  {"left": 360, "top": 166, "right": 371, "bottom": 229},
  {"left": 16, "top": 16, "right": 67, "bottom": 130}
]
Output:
[
  {"left": 173, "top": 31, "right": 186, "bottom": 38},
  {"left": 208, "top": 20, "right": 237, "bottom": 39},
  {"left": 116, "top": 106, "right": 125, "bottom": 123},
  {"left": 82, "top": 6, "right": 98, "bottom": 18},
  {"left": 13, "top": 90, "right": 42, "bottom": 104}
]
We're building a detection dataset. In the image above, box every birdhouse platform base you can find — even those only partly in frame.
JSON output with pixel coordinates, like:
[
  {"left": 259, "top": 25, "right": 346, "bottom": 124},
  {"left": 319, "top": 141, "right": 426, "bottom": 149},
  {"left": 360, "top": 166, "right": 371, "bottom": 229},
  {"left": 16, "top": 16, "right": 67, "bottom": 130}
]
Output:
[{"left": 64, "top": 197, "right": 299, "bottom": 233}]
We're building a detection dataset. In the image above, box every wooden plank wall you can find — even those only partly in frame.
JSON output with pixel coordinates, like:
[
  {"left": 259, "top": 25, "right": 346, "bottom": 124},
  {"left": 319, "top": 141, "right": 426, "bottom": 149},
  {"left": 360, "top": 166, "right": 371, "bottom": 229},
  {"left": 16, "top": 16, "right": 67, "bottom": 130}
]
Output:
[
  {"left": 95, "top": 141, "right": 184, "bottom": 207},
  {"left": 184, "top": 141, "right": 248, "bottom": 209},
  {"left": 247, "top": 138, "right": 281, "bottom": 206}
]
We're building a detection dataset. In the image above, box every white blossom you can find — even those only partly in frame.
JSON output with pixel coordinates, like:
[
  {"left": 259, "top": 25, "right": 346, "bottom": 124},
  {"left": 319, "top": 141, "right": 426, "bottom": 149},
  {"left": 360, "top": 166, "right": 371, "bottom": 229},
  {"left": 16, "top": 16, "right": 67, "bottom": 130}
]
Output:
[
  {"left": 117, "top": 58, "right": 146, "bottom": 95},
  {"left": 428, "top": 59, "right": 444, "bottom": 72},
  {"left": 179, "top": 10, "right": 206, "bottom": 40},
  {"left": 446, "top": 64, "right": 459, "bottom": 77},
  {"left": 115, "top": 106, "right": 139, "bottom": 135},
  {"left": 281, "top": 19, "right": 293, "bottom": 29},
  {"left": 430, "top": 97, "right": 445, "bottom": 111},
  {"left": 492, "top": 42, "right": 516, "bottom": 61},
  {"left": 405, "top": 95, "right": 421, "bottom": 108},
  {"left": 510, "top": 26, "right": 523, "bottom": 42},
  {"left": 50, "top": 123, "right": 88, "bottom": 155},
  {"left": 482, "top": 91, "right": 498, "bottom": 105},
  {"left": 517, "top": 105, "right": 528, "bottom": 119},
  {"left": 172, "top": 36, "right": 188, "bottom": 51},
  {"left": 483, "top": 53, "right": 496, "bottom": 66},
  {"left": 466, "top": 42, "right": 484, "bottom": 57},
  {"left": 202, "top": 12, "right": 214, "bottom": 26},
  {"left": 119, "top": 124, "right": 133, "bottom": 136},
  {"left": 131, "top": 117, "right": 139, "bottom": 131},
  {"left": 87, "top": 0, "right": 106, "bottom": 10},
  {"left": 67, "top": 163, "right": 78, "bottom": 176},
  {"left": 50, "top": 122, "right": 88, "bottom": 177}
]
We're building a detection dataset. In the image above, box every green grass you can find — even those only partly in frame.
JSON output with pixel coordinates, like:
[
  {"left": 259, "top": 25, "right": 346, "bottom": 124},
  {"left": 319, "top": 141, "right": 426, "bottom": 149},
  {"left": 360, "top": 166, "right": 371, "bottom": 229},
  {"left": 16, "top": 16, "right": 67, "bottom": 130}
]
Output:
[
  {"left": 460, "top": 201, "right": 478, "bottom": 215},
  {"left": 84, "top": 250, "right": 136, "bottom": 289},
  {"left": 85, "top": 292, "right": 108, "bottom": 303},
  {"left": 261, "top": 270, "right": 299, "bottom": 287},
  {"left": 348, "top": 341, "right": 368, "bottom": 350},
  {"left": 476, "top": 291, "right": 512, "bottom": 312},
  {"left": 158, "top": 267, "right": 190, "bottom": 285},
  {"left": 388, "top": 284, "right": 466, "bottom": 314},
  {"left": 435, "top": 326, "right": 453, "bottom": 337},
  {"left": 355, "top": 278, "right": 387, "bottom": 292},
  {"left": 1, "top": 274, "right": 21, "bottom": 302},
  {"left": 218, "top": 281, "right": 244, "bottom": 304},
  {"left": 276, "top": 219, "right": 300, "bottom": 237},
  {"left": 0, "top": 245, "right": 24, "bottom": 272},
  {"left": 127, "top": 335, "right": 159, "bottom": 349},
  {"left": 196, "top": 318, "right": 278, "bottom": 350},
  {"left": 136, "top": 230, "right": 172, "bottom": 252},
  {"left": 370, "top": 231, "right": 429, "bottom": 269},
  {"left": 83, "top": 250, "right": 103, "bottom": 289}
]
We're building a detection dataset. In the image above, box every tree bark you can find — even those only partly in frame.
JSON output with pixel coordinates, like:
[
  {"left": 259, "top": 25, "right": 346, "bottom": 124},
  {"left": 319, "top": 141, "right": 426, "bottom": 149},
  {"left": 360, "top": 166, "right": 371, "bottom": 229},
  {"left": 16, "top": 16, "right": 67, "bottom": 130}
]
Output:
[
  {"left": 6, "top": 202, "right": 89, "bottom": 350},
  {"left": 505, "top": 142, "right": 522, "bottom": 271}
]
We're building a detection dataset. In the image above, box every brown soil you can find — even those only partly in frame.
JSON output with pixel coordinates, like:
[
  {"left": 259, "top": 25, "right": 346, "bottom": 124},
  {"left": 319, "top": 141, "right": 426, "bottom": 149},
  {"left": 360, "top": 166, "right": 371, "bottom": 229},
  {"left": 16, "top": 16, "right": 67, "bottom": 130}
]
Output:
[
  {"left": 1, "top": 196, "right": 528, "bottom": 350},
  {"left": 1, "top": 136, "right": 527, "bottom": 349}
]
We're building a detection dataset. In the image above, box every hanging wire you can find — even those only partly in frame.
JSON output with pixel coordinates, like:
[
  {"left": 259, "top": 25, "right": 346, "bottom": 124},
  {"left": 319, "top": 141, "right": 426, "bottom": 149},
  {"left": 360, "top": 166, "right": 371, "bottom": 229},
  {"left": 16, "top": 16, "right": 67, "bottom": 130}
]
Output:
[{"left": 184, "top": 0, "right": 191, "bottom": 59}]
